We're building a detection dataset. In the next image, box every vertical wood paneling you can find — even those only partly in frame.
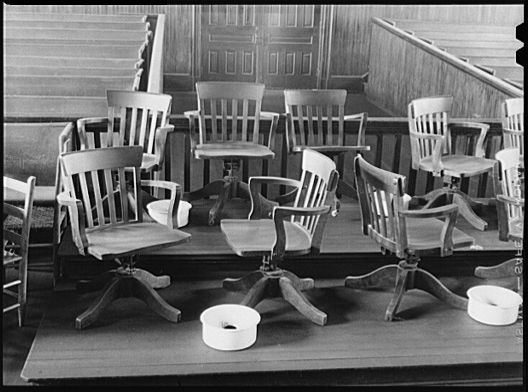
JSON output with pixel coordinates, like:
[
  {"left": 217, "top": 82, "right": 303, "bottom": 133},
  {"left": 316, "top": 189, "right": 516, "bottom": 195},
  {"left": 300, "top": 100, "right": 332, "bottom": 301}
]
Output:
[
  {"left": 365, "top": 21, "right": 521, "bottom": 117},
  {"left": 330, "top": 4, "right": 523, "bottom": 76}
]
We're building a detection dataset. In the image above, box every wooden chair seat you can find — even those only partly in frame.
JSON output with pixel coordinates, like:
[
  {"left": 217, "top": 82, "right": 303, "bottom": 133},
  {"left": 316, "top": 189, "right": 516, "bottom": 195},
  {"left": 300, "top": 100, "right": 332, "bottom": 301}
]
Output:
[
  {"left": 419, "top": 154, "right": 496, "bottom": 178},
  {"left": 221, "top": 219, "right": 311, "bottom": 257},
  {"left": 194, "top": 142, "right": 275, "bottom": 160},
  {"left": 405, "top": 217, "right": 474, "bottom": 251},
  {"left": 86, "top": 222, "right": 190, "bottom": 261}
]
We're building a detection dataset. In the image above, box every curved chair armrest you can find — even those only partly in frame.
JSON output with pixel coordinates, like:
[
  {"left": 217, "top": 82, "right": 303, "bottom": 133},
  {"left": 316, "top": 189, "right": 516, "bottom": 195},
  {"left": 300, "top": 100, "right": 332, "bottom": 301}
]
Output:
[
  {"left": 497, "top": 194, "right": 525, "bottom": 207},
  {"left": 56, "top": 191, "right": 88, "bottom": 255},
  {"left": 400, "top": 204, "right": 458, "bottom": 256},
  {"left": 345, "top": 112, "right": 368, "bottom": 148},
  {"left": 140, "top": 180, "right": 183, "bottom": 229},
  {"left": 272, "top": 205, "right": 331, "bottom": 259},
  {"left": 409, "top": 130, "right": 445, "bottom": 176},
  {"left": 248, "top": 176, "right": 301, "bottom": 219},
  {"left": 184, "top": 110, "right": 201, "bottom": 148},
  {"left": 154, "top": 124, "right": 175, "bottom": 166},
  {"left": 448, "top": 121, "right": 490, "bottom": 157},
  {"left": 261, "top": 111, "right": 280, "bottom": 149}
]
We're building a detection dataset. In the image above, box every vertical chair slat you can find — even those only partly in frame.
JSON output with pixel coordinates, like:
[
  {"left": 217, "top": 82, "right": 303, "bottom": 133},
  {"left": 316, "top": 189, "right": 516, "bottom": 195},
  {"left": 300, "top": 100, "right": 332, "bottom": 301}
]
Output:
[
  {"left": 147, "top": 110, "right": 158, "bottom": 154},
  {"left": 118, "top": 167, "right": 128, "bottom": 223},
  {"left": 78, "top": 172, "right": 93, "bottom": 228},
  {"left": 118, "top": 106, "right": 127, "bottom": 146},
  {"left": 241, "top": 99, "right": 248, "bottom": 142},
  {"left": 91, "top": 170, "right": 105, "bottom": 227},
  {"left": 297, "top": 105, "right": 306, "bottom": 146},
  {"left": 210, "top": 99, "right": 218, "bottom": 142},
  {"left": 316, "top": 106, "right": 324, "bottom": 146},
  {"left": 221, "top": 99, "right": 228, "bottom": 141},
  {"left": 129, "top": 107, "right": 138, "bottom": 146},
  {"left": 253, "top": 99, "right": 261, "bottom": 144},
  {"left": 326, "top": 105, "right": 333, "bottom": 145},
  {"left": 138, "top": 108, "right": 148, "bottom": 148},
  {"left": 104, "top": 168, "right": 117, "bottom": 224},
  {"left": 306, "top": 105, "right": 314, "bottom": 145},
  {"left": 232, "top": 99, "right": 238, "bottom": 141},
  {"left": 338, "top": 105, "right": 344, "bottom": 146},
  {"left": 107, "top": 106, "right": 116, "bottom": 147},
  {"left": 198, "top": 99, "right": 206, "bottom": 144}
]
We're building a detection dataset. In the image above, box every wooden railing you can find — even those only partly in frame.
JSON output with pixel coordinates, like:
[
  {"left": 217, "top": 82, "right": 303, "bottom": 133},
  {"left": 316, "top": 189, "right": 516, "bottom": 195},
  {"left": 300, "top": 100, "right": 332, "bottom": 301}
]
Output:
[
  {"left": 159, "top": 115, "right": 504, "bottom": 199},
  {"left": 365, "top": 17, "right": 523, "bottom": 118},
  {"left": 146, "top": 14, "right": 165, "bottom": 93}
]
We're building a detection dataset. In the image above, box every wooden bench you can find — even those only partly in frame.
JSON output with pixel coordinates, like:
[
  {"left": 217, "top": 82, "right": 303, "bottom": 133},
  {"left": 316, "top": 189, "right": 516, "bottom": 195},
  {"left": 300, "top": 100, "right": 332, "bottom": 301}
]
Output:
[
  {"left": 4, "top": 27, "right": 150, "bottom": 41},
  {"left": 4, "top": 66, "right": 144, "bottom": 78},
  {"left": 3, "top": 55, "right": 143, "bottom": 69},
  {"left": 4, "top": 96, "right": 108, "bottom": 118},
  {"left": 4, "top": 74, "right": 142, "bottom": 96},
  {"left": 4, "top": 42, "right": 147, "bottom": 58},
  {"left": 3, "top": 11, "right": 147, "bottom": 23},
  {"left": 3, "top": 19, "right": 149, "bottom": 31}
]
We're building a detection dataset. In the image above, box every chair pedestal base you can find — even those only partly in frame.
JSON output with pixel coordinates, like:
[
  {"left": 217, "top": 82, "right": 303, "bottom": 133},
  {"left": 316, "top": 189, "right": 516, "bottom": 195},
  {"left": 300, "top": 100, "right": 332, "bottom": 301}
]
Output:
[
  {"left": 184, "top": 177, "right": 277, "bottom": 225},
  {"left": 223, "top": 269, "right": 327, "bottom": 326},
  {"left": 75, "top": 271, "right": 180, "bottom": 330},
  {"left": 344, "top": 260, "right": 467, "bottom": 321},
  {"left": 422, "top": 187, "right": 488, "bottom": 231}
]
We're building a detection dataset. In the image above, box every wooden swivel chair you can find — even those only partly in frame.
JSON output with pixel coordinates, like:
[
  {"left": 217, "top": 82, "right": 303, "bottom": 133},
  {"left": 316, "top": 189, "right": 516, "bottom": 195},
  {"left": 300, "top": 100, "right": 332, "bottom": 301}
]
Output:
[
  {"left": 501, "top": 98, "right": 524, "bottom": 161},
  {"left": 475, "top": 148, "right": 524, "bottom": 293},
  {"left": 3, "top": 176, "right": 35, "bottom": 327},
  {"left": 408, "top": 96, "right": 496, "bottom": 231},
  {"left": 184, "top": 82, "right": 279, "bottom": 225},
  {"left": 345, "top": 155, "right": 475, "bottom": 321},
  {"left": 221, "top": 149, "right": 339, "bottom": 326},
  {"left": 77, "top": 90, "right": 174, "bottom": 181},
  {"left": 284, "top": 89, "right": 369, "bottom": 203},
  {"left": 57, "top": 146, "right": 191, "bottom": 330}
]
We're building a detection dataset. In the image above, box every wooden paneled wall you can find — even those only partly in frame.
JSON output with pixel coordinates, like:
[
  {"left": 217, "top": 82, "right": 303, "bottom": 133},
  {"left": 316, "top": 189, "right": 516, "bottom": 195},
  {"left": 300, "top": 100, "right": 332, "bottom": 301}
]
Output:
[
  {"left": 365, "top": 18, "right": 522, "bottom": 117},
  {"left": 329, "top": 4, "right": 524, "bottom": 79}
]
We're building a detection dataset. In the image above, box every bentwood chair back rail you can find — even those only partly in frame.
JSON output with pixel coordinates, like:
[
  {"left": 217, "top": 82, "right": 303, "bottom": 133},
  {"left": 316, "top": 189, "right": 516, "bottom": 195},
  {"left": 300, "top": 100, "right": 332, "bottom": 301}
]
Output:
[{"left": 57, "top": 146, "right": 190, "bottom": 329}]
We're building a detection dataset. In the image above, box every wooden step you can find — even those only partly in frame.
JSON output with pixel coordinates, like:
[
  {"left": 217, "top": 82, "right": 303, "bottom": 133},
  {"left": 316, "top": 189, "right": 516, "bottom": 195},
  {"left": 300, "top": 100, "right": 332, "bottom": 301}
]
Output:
[
  {"left": 492, "top": 66, "right": 523, "bottom": 80},
  {"left": 4, "top": 95, "right": 109, "bottom": 119},
  {"left": 4, "top": 55, "right": 143, "bottom": 69},
  {"left": 389, "top": 19, "right": 515, "bottom": 35},
  {"left": 3, "top": 27, "right": 150, "bottom": 41},
  {"left": 3, "top": 19, "right": 149, "bottom": 31},
  {"left": 431, "top": 39, "right": 522, "bottom": 50},
  {"left": 443, "top": 47, "right": 516, "bottom": 57},
  {"left": 4, "top": 42, "right": 145, "bottom": 58},
  {"left": 4, "top": 65, "right": 142, "bottom": 77},
  {"left": 5, "top": 38, "right": 149, "bottom": 47},
  {"left": 3, "top": 11, "right": 147, "bottom": 23},
  {"left": 4, "top": 74, "right": 141, "bottom": 96}
]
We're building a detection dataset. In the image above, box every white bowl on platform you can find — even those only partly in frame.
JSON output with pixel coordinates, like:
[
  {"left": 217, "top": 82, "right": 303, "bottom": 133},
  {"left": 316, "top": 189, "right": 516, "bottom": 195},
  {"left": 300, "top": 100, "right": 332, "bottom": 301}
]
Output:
[
  {"left": 146, "top": 199, "right": 192, "bottom": 228},
  {"left": 467, "top": 285, "right": 522, "bottom": 326},
  {"left": 200, "top": 304, "right": 261, "bottom": 351}
]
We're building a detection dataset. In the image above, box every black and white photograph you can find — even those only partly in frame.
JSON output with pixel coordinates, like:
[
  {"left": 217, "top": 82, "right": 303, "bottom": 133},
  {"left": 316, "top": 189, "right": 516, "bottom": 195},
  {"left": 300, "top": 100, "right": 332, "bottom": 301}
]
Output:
[{"left": 3, "top": 3, "right": 524, "bottom": 387}]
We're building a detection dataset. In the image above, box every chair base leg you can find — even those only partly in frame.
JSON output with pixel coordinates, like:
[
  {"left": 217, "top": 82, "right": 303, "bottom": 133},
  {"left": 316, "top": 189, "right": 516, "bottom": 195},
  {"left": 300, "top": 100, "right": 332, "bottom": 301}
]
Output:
[
  {"left": 223, "top": 269, "right": 326, "bottom": 326},
  {"left": 422, "top": 188, "right": 488, "bottom": 231},
  {"left": 77, "top": 268, "right": 171, "bottom": 293},
  {"left": 345, "top": 260, "right": 467, "bottom": 321},
  {"left": 75, "top": 274, "right": 180, "bottom": 330}
]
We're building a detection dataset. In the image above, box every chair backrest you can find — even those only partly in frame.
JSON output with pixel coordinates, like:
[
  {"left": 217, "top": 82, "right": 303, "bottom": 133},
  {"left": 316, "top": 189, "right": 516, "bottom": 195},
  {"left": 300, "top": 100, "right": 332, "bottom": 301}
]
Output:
[
  {"left": 354, "top": 155, "right": 408, "bottom": 258},
  {"left": 408, "top": 96, "right": 453, "bottom": 169},
  {"left": 291, "top": 149, "right": 339, "bottom": 241},
  {"left": 78, "top": 90, "right": 172, "bottom": 155},
  {"left": 501, "top": 98, "right": 524, "bottom": 156},
  {"left": 195, "top": 81, "right": 265, "bottom": 144},
  {"left": 494, "top": 148, "right": 523, "bottom": 236},
  {"left": 502, "top": 97, "right": 524, "bottom": 131},
  {"left": 60, "top": 146, "right": 143, "bottom": 232},
  {"left": 3, "top": 176, "right": 36, "bottom": 273}
]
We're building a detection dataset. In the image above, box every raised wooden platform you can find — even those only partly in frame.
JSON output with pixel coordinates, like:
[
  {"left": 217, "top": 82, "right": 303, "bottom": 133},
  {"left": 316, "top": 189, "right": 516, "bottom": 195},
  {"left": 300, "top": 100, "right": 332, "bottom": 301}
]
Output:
[{"left": 20, "top": 277, "right": 523, "bottom": 386}]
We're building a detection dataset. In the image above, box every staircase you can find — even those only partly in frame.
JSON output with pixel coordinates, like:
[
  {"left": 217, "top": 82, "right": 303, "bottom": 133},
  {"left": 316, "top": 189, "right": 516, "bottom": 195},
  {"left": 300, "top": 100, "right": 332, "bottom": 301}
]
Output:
[
  {"left": 3, "top": 11, "right": 151, "bottom": 119},
  {"left": 3, "top": 9, "right": 153, "bottom": 185},
  {"left": 388, "top": 19, "right": 523, "bottom": 90}
]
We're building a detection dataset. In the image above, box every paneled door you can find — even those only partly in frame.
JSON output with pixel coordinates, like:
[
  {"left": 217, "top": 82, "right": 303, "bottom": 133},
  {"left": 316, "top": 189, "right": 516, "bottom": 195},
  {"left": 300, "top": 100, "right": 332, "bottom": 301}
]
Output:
[{"left": 200, "top": 4, "right": 321, "bottom": 89}]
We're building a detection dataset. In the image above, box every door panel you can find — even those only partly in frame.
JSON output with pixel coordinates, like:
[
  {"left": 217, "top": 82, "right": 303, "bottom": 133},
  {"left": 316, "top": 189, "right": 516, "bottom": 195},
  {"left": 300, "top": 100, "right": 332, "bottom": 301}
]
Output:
[
  {"left": 201, "top": 4, "right": 258, "bottom": 82},
  {"left": 200, "top": 4, "right": 321, "bottom": 89}
]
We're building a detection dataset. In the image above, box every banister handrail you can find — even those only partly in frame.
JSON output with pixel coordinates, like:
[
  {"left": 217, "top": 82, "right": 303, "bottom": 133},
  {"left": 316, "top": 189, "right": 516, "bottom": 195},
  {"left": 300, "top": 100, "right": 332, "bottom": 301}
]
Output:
[
  {"left": 372, "top": 17, "right": 523, "bottom": 98},
  {"left": 147, "top": 13, "right": 165, "bottom": 93}
]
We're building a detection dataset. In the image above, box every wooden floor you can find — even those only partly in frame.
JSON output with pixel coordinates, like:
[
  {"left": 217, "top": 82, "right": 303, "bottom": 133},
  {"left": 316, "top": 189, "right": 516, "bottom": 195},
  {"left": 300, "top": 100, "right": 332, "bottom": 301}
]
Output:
[{"left": 19, "top": 278, "right": 523, "bottom": 386}]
